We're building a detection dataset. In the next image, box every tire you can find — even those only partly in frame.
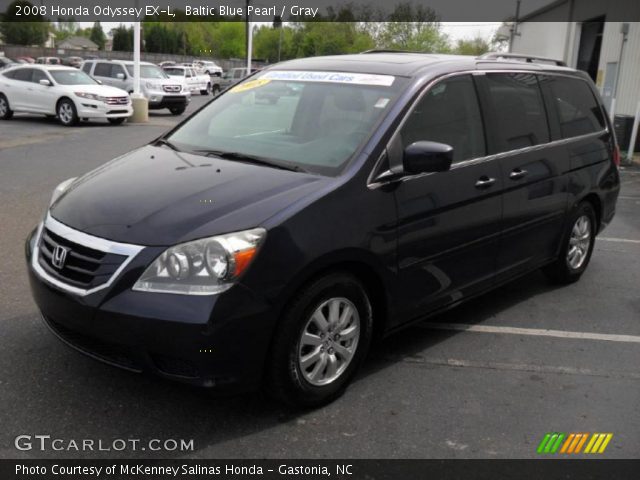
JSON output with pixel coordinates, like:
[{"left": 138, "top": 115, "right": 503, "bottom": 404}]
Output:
[
  {"left": 212, "top": 85, "right": 220, "bottom": 96},
  {"left": 169, "top": 106, "right": 185, "bottom": 115},
  {"left": 200, "top": 83, "right": 210, "bottom": 96},
  {"left": 542, "top": 201, "right": 597, "bottom": 284},
  {"left": 0, "top": 94, "right": 13, "bottom": 120},
  {"left": 266, "top": 272, "right": 373, "bottom": 407},
  {"left": 108, "top": 118, "right": 125, "bottom": 125},
  {"left": 57, "top": 98, "right": 78, "bottom": 126}
]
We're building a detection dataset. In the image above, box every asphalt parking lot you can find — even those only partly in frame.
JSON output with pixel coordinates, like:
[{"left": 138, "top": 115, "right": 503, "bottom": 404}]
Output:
[{"left": 1, "top": 94, "right": 639, "bottom": 459}]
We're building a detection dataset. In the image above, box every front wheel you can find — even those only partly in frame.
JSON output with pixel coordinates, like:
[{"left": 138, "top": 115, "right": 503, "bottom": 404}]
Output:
[
  {"left": 169, "top": 106, "right": 185, "bottom": 115},
  {"left": 266, "top": 272, "right": 373, "bottom": 407},
  {"left": 542, "top": 201, "right": 597, "bottom": 284},
  {"left": 0, "top": 94, "right": 13, "bottom": 120},
  {"left": 57, "top": 99, "right": 78, "bottom": 126}
]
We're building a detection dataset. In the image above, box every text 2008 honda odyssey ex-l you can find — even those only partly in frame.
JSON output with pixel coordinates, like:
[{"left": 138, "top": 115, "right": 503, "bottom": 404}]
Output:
[{"left": 26, "top": 53, "right": 620, "bottom": 406}]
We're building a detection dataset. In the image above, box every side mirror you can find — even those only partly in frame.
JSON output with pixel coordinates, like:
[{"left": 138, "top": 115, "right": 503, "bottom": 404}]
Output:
[
  {"left": 116, "top": 73, "right": 125, "bottom": 80},
  {"left": 39, "top": 79, "right": 51, "bottom": 86},
  {"left": 95, "top": 79, "right": 103, "bottom": 85},
  {"left": 403, "top": 141, "right": 453, "bottom": 174}
]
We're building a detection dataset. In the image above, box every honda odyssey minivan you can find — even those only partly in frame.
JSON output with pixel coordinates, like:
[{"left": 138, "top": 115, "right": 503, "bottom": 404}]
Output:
[{"left": 26, "top": 52, "right": 620, "bottom": 406}]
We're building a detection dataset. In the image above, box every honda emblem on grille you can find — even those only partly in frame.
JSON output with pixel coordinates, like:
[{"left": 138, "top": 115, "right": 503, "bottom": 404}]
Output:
[{"left": 51, "top": 245, "right": 68, "bottom": 269}]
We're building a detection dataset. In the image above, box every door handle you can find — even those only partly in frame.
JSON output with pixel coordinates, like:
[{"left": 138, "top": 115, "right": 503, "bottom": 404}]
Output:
[
  {"left": 509, "top": 168, "right": 528, "bottom": 180},
  {"left": 475, "top": 176, "right": 496, "bottom": 189}
]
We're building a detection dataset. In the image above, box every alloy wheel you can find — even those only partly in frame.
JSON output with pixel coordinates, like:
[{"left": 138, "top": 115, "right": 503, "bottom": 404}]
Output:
[
  {"left": 298, "top": 297, "right": 360, "bottom": 386},
  {"left": 567, "top": 214, "right": 591, "bottom": 270},
  {"left": 58, "top": 103, "right": 73, "bottom": 124}
]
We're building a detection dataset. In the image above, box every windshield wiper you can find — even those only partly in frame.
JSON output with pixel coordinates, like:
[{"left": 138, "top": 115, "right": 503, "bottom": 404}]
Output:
[
  {"left": 192, "top": 149, "right": 307, "bottom": 173},
  {"left": 154, "top": 138, "right": 181, "bottom": 151}
]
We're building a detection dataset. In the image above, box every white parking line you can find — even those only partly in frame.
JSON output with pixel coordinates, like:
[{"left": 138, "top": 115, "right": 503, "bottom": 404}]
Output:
[
  {"left": 396, "top": 356, "right": 640, "bottom": 380},
  {"left": 420, "top": 323, "right": 640, "bottom": 344},
  {"left": 599, "top": 237, "right": 640, "bottom": 244}
]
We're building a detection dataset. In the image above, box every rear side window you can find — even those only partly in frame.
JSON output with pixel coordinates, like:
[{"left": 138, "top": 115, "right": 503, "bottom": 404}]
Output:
[
  {"left": 485, "top": 73, "right": 550, "bottom": 151},
  {"left": 548, "top": 76, "right": 605, "bottom": 138},
  {"left": 93, "top": 62, "right": 111, "bottom": 77},
  {"left": 401, "top": 75, "right": 486, "bottom": 163},
  {"left": 13, "top": 68, "right": 34, "bottom": 82}
]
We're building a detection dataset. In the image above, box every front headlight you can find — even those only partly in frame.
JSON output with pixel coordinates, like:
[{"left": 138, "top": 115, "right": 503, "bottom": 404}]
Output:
[
  {"left": 50, "top": 177, "right": 77, "bottom": 206},
  {"left": 75, "top": 92, "right": 105, "bottom": 102},
  {"left": 132, "top": 228, "right": 266, "bottom": 295},
  {"left": 145, "top": 81, "right": 161, "bottom": 90}
]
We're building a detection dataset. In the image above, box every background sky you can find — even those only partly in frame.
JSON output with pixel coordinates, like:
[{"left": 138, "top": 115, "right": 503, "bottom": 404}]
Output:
[{"left": 80, "top": 21, "right": 502, "bottom": 42}]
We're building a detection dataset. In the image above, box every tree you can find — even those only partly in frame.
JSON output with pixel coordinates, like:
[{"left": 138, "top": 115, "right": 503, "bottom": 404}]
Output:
[
  {"left": 112, "top": 25, "right": 133, "bottom": 51},
  {"left": 89, "top": 21, "right": 106, "bottom": 50},
  {"left": 374, "top": 3, "right": 450, "bottom": 53},
  {"left": 54, "top": 18, "right": 78, "bottom": 42},
  {"left": 0, "top": 0, "right": 49, "bottom": 46},
  {"left": 454, "top": 36, "right": 492, "bottom": 56}
]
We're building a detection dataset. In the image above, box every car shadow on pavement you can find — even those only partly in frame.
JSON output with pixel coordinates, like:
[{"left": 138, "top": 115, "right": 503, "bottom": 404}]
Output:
[{"left": 3, "top": 270, "right": 556, "bottom": 459}]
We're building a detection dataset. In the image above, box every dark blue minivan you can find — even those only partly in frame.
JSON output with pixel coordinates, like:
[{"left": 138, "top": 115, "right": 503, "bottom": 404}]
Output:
[{"left": 25, "top": 52, "right": 620, "bottom": 406}]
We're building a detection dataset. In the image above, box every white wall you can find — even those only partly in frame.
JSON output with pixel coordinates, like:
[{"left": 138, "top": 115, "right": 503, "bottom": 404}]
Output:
[
  {"left": 597, "top": 22, "right": 640, "bottom": 116},
  {"left": 511, "top": 22, "right": 570, "bottom": 62}
]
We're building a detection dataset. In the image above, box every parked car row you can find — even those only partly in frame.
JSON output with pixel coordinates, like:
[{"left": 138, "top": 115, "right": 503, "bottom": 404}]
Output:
[
  {"left": 0, "top": 65, "right": 132, "bottom": 126},
  {"left": 0, "top": 54, "right": 262, "bottom": 126}
]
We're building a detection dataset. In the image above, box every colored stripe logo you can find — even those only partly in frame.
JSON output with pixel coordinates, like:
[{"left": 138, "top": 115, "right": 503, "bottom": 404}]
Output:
[{"left": 537, "top": 433, "right": 613, "bottom": 454}]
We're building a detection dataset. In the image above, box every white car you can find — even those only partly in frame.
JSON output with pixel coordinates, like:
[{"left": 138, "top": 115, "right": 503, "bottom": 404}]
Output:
[
  {"left": 194, "top": 60, "right": 223, "bottom": 76},
  {"left": 0, "top": 65, "right": 132, "bottom": 126},
  {"left": 163, "top": 65, "right": 212, "bottom": 95}
]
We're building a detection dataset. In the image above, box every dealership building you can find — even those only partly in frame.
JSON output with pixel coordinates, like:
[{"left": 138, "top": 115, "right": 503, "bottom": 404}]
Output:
[{"left": 509, "top": 0, "right": 640, "bottom": 151}]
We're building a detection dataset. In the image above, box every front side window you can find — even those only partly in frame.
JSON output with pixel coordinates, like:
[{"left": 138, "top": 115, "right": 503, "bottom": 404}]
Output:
[
  {"left": 485, "top": 73, "right": 550, "bottom": 152},
  {"left": 110, "top": 64, "right": 126, "bottom": 79},
  {"left": 32, "top": 69, "right": 48, "bottom": 84},
  {"left": 81, "top": 62, "right": 92, "bottom": 74},
  {"left": 168, "top": 71, "right": 405, "bottom": 176},
  {"left": 548, "top": 76, "right": 605, "bottom": 138},
  {"left": 93, "top": 62, "right": 111, "bottom": 77},
  {"left": 400, "top": 75, "right": 486, "bottom": 163}
]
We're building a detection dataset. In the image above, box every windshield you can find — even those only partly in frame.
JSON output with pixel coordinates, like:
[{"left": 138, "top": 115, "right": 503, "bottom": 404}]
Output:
[
  {"left": 163, "top": 67, "right": 184, "bottom": 76},
  {"left": 51, "top": 70, "right": 97, "bottom": 85},
  {"left": 125, "top": 64, "right": 168, "bottom": 79},
  {"left": 167, "top": 70, "right": 405, "bottom": 176}
]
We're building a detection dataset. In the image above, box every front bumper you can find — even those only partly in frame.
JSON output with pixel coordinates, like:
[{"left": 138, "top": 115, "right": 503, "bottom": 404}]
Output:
[
  {"left": 75, "top": 100, "right": 133, "bottom": 119},
  {"left": 25, "top": 225, "right": 276, "bottom": 392},
  {"left": 145, "top": 90, "right": 190, "bottom": 110}
]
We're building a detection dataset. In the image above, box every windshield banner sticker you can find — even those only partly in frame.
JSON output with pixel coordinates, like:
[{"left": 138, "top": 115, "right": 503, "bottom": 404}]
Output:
[
  {"left": 260, "top": 71, "right": 395, "bottom": 87},
  {"left": 230, "top": 79, "right": 272, "bottom": 93}
]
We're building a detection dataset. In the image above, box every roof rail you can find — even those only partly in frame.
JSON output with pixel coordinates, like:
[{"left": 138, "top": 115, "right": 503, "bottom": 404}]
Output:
[
  {"left": 360, "top": 49, "right": 422, "bottom": 54},
  {"left": 478, "top": 52, "right": 566, "bottom": 67}
]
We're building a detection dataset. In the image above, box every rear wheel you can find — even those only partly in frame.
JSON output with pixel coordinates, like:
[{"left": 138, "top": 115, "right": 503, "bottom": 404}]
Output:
[
  {"left": 108, "top": 118, "right": 125, "bottom": 125},
  {"left": 169, "top": 106, "right": 186, "bottom": 115},
  {"left": 0, "top": 94, "right": 13, "bottom": 120},
  {"left": 266, "top": 272, "right": 373, "bottom": 407},
  {"left": 542, "top": 201, "right": 596, "bottom": 284},
  {"left": 200, "top": 83, "right": 211, "bottom": 95},
  {"left": 57, "top": 98, "right": 78, "bottom": 126}
]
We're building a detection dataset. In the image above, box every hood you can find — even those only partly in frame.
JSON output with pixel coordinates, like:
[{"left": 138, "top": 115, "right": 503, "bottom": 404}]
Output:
[
  {"left": 72, "top": 84, "right": 129, "bottom": 97},
  {"left": 51, "top": 145, "right": 329, "bottom": 246}
]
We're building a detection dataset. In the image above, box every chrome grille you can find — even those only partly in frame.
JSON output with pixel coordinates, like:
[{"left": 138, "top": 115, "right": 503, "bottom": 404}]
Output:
[
  {"left": 163, "top": 85, "right": 181, "bottom": 93},
  {"left": 105, "top": 96, "right": 129, "bottom": 105},
  {"left": 32, "top": 215, "right": 144, "bottom": 296},
  {"left": 38, "top": 228, "right": 126, "bottom": 289}
]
